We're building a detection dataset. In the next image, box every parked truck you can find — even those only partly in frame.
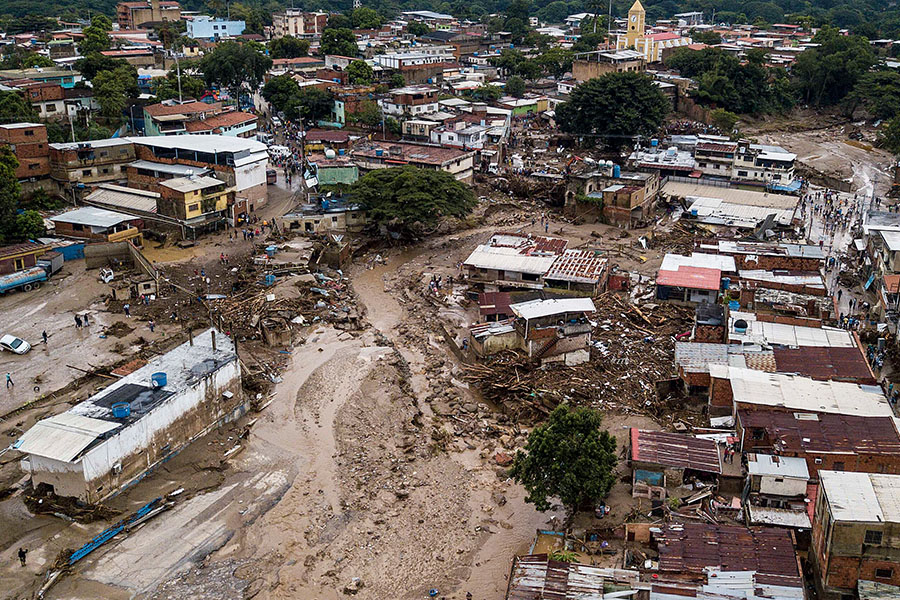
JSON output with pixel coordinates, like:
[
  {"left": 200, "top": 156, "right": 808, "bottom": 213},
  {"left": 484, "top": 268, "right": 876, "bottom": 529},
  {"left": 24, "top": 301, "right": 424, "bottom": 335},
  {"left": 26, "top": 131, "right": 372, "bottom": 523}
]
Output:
[{"left": 0, "top": 267, "right": 48, "bottom": 294}]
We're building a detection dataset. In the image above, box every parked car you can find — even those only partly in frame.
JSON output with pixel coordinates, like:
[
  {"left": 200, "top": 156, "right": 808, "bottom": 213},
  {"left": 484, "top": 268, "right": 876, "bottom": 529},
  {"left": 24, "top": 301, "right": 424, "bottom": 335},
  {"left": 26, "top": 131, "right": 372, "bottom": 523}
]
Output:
[{"left": 0, "top": 334, "right": 31, "bottom": 354}]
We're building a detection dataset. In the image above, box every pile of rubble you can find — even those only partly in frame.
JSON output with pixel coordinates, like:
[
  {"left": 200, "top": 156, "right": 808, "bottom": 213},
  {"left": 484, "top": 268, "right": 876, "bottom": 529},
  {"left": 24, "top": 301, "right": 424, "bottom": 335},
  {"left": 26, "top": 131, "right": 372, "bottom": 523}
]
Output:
[{"left": 463, "top": 293, "right": 696, "bottom": 424}]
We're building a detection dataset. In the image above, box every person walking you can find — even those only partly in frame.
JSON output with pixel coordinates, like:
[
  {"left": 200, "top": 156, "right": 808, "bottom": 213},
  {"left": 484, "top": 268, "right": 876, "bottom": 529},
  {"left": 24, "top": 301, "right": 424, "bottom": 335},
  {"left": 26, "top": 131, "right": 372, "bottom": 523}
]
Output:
[
  {"left": 123, "top": 303, "right": 131, "bottom": 317},
  {"left": 74, "top": 314, "right": 82, "bottom": 329},
  {"left": 148, "top": 320, "right": 155, "bottom": 333},
  {"left": 82, "top": 313, "right": 89, "bottom": 327},
  {"left": 6, "top": 373, "right": 12, "bottom": 389},
  {"left": 41, "top": 331, "right": 47, "bottom": 345},
  {"left": 18, "top": 547, "right": 27, "bottom": 566}
]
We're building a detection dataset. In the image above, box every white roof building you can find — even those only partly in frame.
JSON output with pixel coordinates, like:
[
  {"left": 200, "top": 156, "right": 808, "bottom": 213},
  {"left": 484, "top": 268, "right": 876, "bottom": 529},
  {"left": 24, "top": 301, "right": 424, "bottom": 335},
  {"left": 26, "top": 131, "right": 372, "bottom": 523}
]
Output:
[
  {"left": 819, "top": 471, "right": 900, "bottom": 523},
  {"left": 728, "top": 310, "right": 856, "bottom": 347}
]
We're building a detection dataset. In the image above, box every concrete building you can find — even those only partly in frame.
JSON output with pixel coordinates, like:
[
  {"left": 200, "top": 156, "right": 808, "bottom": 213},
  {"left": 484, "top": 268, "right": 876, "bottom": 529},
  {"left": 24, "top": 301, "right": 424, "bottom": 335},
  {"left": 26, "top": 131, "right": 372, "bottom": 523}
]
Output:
[
  {"left": 271, "top": 9, "right": 328, "bottom": 38},
  {"left": 49, "top": 206, "right": 143, "bottom": 243},
  {"left": 158, "top": 175, "right": 232, "bottom": 228},
  {"left": 655, "top": 252, "right": 736, "bottom": 304},
  {"left": 510, "top": 297, "right": 596, "bottom": 366},
  {"left": 813, "top": 471, "right": 900, "bottom": 600},
  {"left": 129, "top": 134, "right": 269, "bottom": 214},
  {"left": 379, "top": 85, "right": 440, "bottom": 116},
  {"left": 16, "top": 329, "right": 243, "bottom": 502},
  {"left": 0, "top": 243, "right": 49, "bottom": 275},
  {"left": 0, "top": 68, "right": 81, "bottom": 89},
  {"left": 116, "top": 0, "right": 181, "bottom": 29},
  {"left": 49, "top": 138, "right": 136, "bottom": 192},
  {"left": 0, "top": 123, "right": 50, "bottom": 186},
  {"left": 616, "top": 0, "right": 692, "bottom": 62},
  {"left": 572, "top": 49, "right": 646, "bottom": 82},
  {"left": 186, "top": 16, "right": 246, "bottom": 40},
  {"left": 351, "top": 141, "right": 476, "bottom": 183},
  {"left": 143, "top": 100, "right": 224, "bottom": 137}
]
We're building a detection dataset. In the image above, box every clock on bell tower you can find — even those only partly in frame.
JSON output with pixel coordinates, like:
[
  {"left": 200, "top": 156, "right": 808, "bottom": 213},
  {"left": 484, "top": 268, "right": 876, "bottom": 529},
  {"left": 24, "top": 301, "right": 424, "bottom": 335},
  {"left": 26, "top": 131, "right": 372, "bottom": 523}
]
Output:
[{"left": 625, "top": 0, "right": 645, "bottom": 48}]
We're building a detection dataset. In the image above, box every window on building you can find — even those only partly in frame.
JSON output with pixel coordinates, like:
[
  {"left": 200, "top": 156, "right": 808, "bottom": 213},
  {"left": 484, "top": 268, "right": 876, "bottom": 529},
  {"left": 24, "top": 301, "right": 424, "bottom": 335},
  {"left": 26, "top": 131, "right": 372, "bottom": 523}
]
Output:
[
  {"left": 46, "top": 104, "right": 56, "bottom": 112},
  {"left": 188, "top": 203, "right": 200, "bottom": 212},
  {"left": 833, "top": 461, "right": 845, "bottom": 471},
  {"left": 14, "top": 258, "right": 25, "bottom": 270},
  {"left": 737, "top": 170, "right": 748, "bottom": 177},
  {"left": 865, "top": 530, "right": 884, "bottom": 545},
  {"left": 24, "top": 129, "right": 34, "bottom": 136},
  {"left": 876, "top": 568, "right": 894, "bottom": 579},
  {"left": 100, "top": 151, "right": 108, "bottom": 158},
  {"left": 82, "top": 169, "right": 91, "bottom": 177}
]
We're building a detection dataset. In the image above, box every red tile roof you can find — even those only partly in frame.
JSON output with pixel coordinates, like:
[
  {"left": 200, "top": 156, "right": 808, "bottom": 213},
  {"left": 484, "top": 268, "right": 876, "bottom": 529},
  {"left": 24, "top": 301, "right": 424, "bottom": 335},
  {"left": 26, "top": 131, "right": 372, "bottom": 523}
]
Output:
[
  {"left": 648, "top": 32, "right": 682, "bottom": 41},
  {"left": 184, "top": 111, "right": 256, "bottom": 132},
  {"left": 657, "top": 266, "right": 721, "bottom": 291},
  {"left": 144, "top": 101, "right": 221, "bottom": 117}
]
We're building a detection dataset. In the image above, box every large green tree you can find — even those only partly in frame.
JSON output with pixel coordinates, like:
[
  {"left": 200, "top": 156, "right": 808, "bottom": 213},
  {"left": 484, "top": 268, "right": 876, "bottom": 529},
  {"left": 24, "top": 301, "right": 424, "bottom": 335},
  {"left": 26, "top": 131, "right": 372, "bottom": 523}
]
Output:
[
  {"left": 320, "top": 28, "right": 358, "bottom": 57},
  {"left": 0, "top": 91, "right": 39, "bottom": 124},
  {"left": 78, "top": 14, "right": 112, "bottom": 55},
  {"left": 509, "top": 405, "right": 617, "bottom": 514},
  {"left": 556, "top": 72, "right": 669, "bottom": 143},
  {"left": 844, "top": 71, "right": 900, "bottom": 120},
  {"left": 261, "top": 75, "right": 333, "bottom": 122},
  {"left": 347, "top": 60, "right": 374, "bottom": 85},
  {"left": 792, "top": 26, "right": 876, "bottom": 106},
  {"left": 0, "top": 147, "right": 20, "bottom": 244},
  {"left": 269, "top": 36, "right": 310, "bottom": 59},
  {"left": 200, "top": 41, "right": 272, "bottom": 101},
  {"left": 351, "top": 166, "right": 476, "bottom": 237},
  {"left": 151, "top": 68, "right": 207, "bottom": 101},
  {"left": 350, "top": 6, "right": 382, "bottom": 29},
  {"left": 93, "top": 64, "right": 139, "bottom": 125}
]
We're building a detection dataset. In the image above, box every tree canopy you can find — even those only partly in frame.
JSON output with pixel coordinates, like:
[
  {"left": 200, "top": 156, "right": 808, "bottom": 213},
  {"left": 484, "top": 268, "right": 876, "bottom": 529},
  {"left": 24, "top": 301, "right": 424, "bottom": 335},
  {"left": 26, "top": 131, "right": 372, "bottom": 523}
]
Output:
[
  {"left": 0, "top": 90, "right": 39, "bottom": 124},
  {"left": 506, "top": 75, "right": 526, "bottom": 98},
  {"left": 261, "top": 74, "right": 333, "bottom": 122},
  {"left": 151, "top": 67, "right": 207, "bottom": 101},
  {"left": 78, "top": 14, "right": 112, "bottom": 55},
  {"left": 200, "top": 41, "right": 272, "bottom": 100},
  {"left": 407, "top": 21, "right": 431, "bottom": 36},
  {"left": 509, "top": 405, "right": 617, "bottom": 514},
  {"left": 350, "top": 6, "right": 382, "bottom": 29},
  {"left": 347, "top": 60, "right": 374, "bottom": 85},
  {"left": 844, "top": 71, "right": 900, "bottom": 120},
  {"left": 93, "top": 63, "right": 139, "bottom": 125},
  {"left": 351, "top": 166, "right": 477, "bottom": 238},
  {"left": 269, "top": 36, "right": 310, "bottom": 59},
  {"left": 556, "top": 72, "right": 669, "bottom": 143},
  {"left": 665, "top": 47, "right": 793, "bottom": 114},
  {"left": 791, "top": 26, "right": 876, "bottom": 106},
  {"left": 320, "top": 28, "right": 358, "bottom": 57}
]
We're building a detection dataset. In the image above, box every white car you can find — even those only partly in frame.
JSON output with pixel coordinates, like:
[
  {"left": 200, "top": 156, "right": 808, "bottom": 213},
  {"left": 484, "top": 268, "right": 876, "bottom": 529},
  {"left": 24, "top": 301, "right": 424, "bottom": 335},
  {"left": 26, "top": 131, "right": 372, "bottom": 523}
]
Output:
[{"left": 0, "top": 335, "right": 30, "bottom": 354}]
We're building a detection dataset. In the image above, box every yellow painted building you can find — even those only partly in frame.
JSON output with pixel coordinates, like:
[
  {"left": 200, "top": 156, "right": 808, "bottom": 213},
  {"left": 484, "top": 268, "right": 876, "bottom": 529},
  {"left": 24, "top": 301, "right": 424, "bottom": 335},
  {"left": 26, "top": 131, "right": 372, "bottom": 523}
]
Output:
[
  {"left": 616, "top": 0, "right": 692, "bottom": 62},
  {"left": 158, "top": 175, "right": 232, "bottom": 223}
]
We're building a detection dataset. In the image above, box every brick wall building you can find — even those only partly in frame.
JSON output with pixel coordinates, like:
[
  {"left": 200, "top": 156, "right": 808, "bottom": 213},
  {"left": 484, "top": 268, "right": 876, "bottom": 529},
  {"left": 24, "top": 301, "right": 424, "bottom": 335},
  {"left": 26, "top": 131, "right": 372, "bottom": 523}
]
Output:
[{"left": 0, "top": 123, "right": 50, "bottom": 184}]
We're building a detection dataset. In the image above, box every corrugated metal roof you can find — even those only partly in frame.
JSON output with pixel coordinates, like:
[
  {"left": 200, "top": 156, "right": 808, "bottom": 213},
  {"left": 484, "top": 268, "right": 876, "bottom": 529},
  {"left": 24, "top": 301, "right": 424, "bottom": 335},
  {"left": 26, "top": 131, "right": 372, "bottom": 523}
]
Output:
[
  {"left": 746, "top": 453, "right": 809, "bottom": 479},
  {"left": 728, "top": 310, "right": 856, "bottom": 348},
  {"left": 772, "top": 346, "right": 875, "bottom": 384},
  {"left": 507, "top": 555, "right": 638, "bottom": 600},
  {"left": 819, "top": 471, "right": 896, "bottom": 523},
  {"left": 722, "top": 365, "right": 892, "bottom": 416},
  {"left": 510, "top": 297, "right": 596, "bottom": 320},
  {"left": 687, "top": 197, "right": 796, "bottom": 228},
  {"left": 661, "top": 253, "right": 736, "bottom": 272},
  {"left": 858, "top": 579, "right": 900, "bottom": 600},
  {"left": 657, "top": 266, "right": 722, "bottom": 291},
  {"left": 674, "top": 342, "right": 729, "bottom": 374},
  {"left": 654, "top": 524, "right": 802, "bottom": 585},
  {"left": 49, "top": 206, "right": 136, "bottom": 228},
  {"left": 463, "top": 245, "right": 558, "bottom": 275},
  {"left": 85, "top": 184, "right": 159, "bottom": 214},
  {"left": 630, "top": 429, "right": 722, "bottom": 474},
  {"left": 544, "top": 250, "right": 608, "bottom": 284},
  {"left": 15, "top": 413, "right": 120, "bottom": 462},
  {"left": 129, "top": 160, "right": 211, "bottom": 176}
]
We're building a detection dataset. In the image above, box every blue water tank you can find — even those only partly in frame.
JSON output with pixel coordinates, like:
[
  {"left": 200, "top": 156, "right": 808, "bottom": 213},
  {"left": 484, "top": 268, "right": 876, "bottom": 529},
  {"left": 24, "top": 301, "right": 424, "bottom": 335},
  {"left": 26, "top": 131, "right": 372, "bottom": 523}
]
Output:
[
  {"left": 264, "top": 274, "right": 276, "bottom": 286},
  {"left": 151, "top": 372, "right": 167, "bottom": 388},
  {"left": 112, "top": 402, "right": 131, "bottom": 418},
  {"left": 376, "top": 149, "right": 383, "bottom": 157},
  {"left": 613, "top": 164, "right": 621, "bottom": 177},
  {"left": 733, "top": 319, "right": 748, "bottom": 334},
  {"left": 650, "top": 139, "right": 658, "bottom": 147},
  {"left": 722, "top": 277, "right": 731, "bottom": 290},
  {"left": 338, "top": 148, "right": 345, "bottom": 156},
  {"left": 265, "top": 245, "right": 277, "bottom": 257}
]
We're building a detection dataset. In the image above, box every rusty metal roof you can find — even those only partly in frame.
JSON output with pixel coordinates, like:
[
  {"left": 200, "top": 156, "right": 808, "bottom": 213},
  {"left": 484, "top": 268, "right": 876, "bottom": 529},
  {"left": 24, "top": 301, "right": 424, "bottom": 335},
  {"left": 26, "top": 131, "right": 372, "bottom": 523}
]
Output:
[
  {"left": 654, "top": 524, "right": 802, "bottom": 587},
  {"left": 630, "top": 429, "right": 722, "bottom": 474},
  {"left": 544, "top": 250, "right": 608, "bottom": 284},
  {"left": 506, "top": 554, "right": 639, "bottom": 600},
  {"left": 738, "top": 409, "right": 900, "bottom": 455},
  {"left": 772, "top": 346, "right": 876, "bottom": 384}
]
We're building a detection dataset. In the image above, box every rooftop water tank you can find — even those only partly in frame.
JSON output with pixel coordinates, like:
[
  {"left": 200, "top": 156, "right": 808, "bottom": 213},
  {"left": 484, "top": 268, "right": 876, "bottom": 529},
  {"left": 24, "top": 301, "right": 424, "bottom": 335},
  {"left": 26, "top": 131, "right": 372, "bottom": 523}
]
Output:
[
  {"left": 111, "top": 402, "right": 131, "bottom": 419},
  {"left": 324, "top": 148, "right": 337, "bottom": 159},
  {"left": 733, "top": 319, "right": 749, "bottom": 334},
  {"left": 375, "top": 148, "right": 384, "bottom": 157},
  {"left": 613, "top": 164, "right": 620, "bottom": 178},
  {"left": 338, "top": 148, "right": 345, "bottom": 156},
  {"left": 151, "top": 372, "right": 167, "bottom": 388},
  {"left": 650, "top": 139, "right": 659, "bottom": 147}
]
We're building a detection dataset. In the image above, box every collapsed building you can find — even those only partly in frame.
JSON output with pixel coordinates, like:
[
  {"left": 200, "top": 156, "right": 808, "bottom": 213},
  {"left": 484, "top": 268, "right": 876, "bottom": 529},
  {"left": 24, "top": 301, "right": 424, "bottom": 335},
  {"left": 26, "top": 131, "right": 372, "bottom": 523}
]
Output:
[{"left": 15, "top": 329, "right": 243, "bottom": 502}]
